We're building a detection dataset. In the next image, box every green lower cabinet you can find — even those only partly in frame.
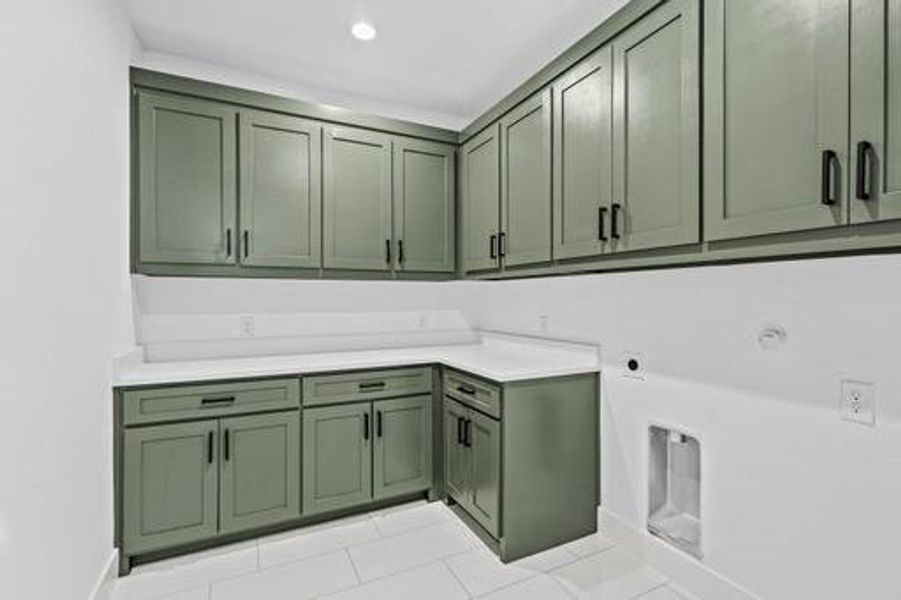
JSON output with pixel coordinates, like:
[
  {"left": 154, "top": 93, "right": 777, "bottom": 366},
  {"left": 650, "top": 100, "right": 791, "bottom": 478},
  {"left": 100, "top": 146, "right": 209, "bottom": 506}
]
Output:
[
  {"left": 219, "top": 412, "right": 300, "bottom": 534},
  {"left": 465, "top": 410, "right": 501, "bottom": 538},
  {"left": 123, "top": 420, "right": 219, "bottom": 554},
  {"left": 303, "top": 403, "right": 372, "bottom": 515},
  {"left": 373, "top": 395, "right": 432, "bottom": 499},
  {"left": 443, "top": 400, "right": 471, "bottom": 503}
]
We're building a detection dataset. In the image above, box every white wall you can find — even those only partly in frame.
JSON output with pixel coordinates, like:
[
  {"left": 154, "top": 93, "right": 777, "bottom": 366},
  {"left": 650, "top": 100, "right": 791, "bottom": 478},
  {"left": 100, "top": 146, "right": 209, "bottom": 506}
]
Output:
[
  {"left": 0, "top": 1, "right": 137, "bottom": 598},
  {"left": 474, "top": 255, "right": 901, "bottom": 600}
]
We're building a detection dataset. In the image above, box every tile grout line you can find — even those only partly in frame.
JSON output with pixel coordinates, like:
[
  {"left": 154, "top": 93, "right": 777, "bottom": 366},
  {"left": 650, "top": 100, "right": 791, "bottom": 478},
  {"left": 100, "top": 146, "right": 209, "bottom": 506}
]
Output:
[
  {"left": 630, "top": 581, "right": 673, "bottom": 599},
  {"left": 344, "top": 548, "right": 363, "bottom": 585},
  {"left": 440, "top": 556, "right": 476, "bottom": 599}
]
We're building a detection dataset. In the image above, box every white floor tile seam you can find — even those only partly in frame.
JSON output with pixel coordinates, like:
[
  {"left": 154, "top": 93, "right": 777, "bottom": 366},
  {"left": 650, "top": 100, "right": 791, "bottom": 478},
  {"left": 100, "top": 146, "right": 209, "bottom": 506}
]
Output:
[
  {"left": 440, "top": 555, "right": 477, "bottom": 599},
  {"left": 633, "top": 582, "right": 677, "bottom": 599},
  {"left": 343, "top": 548, "right": 363, "bottom": 585}
]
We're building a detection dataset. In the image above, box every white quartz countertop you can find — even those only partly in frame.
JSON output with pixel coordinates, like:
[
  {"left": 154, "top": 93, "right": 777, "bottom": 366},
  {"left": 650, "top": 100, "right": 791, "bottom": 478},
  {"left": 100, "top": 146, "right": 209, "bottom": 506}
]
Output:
[{"left": 113, "top": 334, "right": 600, "bottom": 387}]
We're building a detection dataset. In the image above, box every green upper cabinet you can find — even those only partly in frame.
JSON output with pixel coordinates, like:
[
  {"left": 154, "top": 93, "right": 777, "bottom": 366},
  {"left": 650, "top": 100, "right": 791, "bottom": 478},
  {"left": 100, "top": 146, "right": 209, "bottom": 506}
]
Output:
[
  {"left": 500, "top": 90, "right": 552, "bottom": 267},
  {"left": 704, "top": 0, "right": 849, "bottom": 241},
  {"left": 611, "top": 0, "right": 700, "bottom": 253},
  {"left": 303, "top": 403, "right": 372, "bottom": 516},
  {"left": 393, "top": 139, "right": 456, "bottom": 272},
  {"left": 373, "top": 395, "right": 432, "bottom": 499},
  {"left": 219, "top": 412, "right": 300, "bottom": 535},
  {"left": 238, "top": 110, "right": 321, "bottom": 268},
  {"left": 323, "top": 126, "right": 393, "bottom": 271},
  {"left": 552, "top": 47, "right": 613, "bottom": 261},
  {"left": 850, "top": 0, "right": 901, "bottom": 223},
  {"left": 137, "top": 91, "right": 237, "bottom": 265},
  {"left": 461, "top": 123, "right": 501, "bottom": 272},
  {"left": 123, "top": 420, "right": 219, "bottom": 554}
]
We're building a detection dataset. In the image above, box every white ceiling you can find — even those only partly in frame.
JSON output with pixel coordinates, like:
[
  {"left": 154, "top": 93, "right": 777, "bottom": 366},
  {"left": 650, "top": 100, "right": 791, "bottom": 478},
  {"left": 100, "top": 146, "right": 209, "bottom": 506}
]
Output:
[{"left": 124, "top": 0, "right": 629, "bottom": 130}]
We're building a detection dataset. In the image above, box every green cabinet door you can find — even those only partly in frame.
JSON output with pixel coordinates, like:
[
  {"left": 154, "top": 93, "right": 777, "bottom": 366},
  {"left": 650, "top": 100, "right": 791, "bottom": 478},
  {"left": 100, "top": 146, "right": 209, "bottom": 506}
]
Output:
[
  {"left": 704, "top": 0, "right": 849, "bottom": 240},
  {"left": 552, "top": 46, "right": 613, "bottom": 260},
  {"left": 393, "top": 139, "right": 456, "bottom": 273},
  {"left": 219, "top": 412, "right": 300, "bottom": 534},
  {"left": 303, "top": 403, "right": 372, "bottom": 515},
  {"left": 137, "top": 91, "right": 237, "bottom": 265},
  {"left": 443, "top": 400, "right": 470, "bottom": 504},
  {"left": 123, "top": 420, "right": 219, "bottom": 554},
  {"left": 239, "top": 110, "right": 321, "bottom": 268},
  {"left": 323, "top": 127, "right": 392, "bottom": 271},
  {"left": 850, "top": 0, "right": 901, "bottom": 223},
  {"left": 467, "top": 410, "right": 501, "bottom": 538},
  {"left": 373, "top": 395, "right": 432, "bottom": 499},
  {"left": 500, "top": 90, "right": 552, "bottom": 267},
  {"left": 611, "top": 0, "right": 700, "bottom": 253},
  {"left": 461, "top": 124, "right": 501, "bottom": 272}
]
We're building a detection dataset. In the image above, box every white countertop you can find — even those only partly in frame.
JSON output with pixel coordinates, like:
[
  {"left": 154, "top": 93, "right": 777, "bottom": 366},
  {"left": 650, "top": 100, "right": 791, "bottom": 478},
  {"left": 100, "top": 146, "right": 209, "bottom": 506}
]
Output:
[{"left": 113, "top": 333, "right": 600, "bottom": 387}]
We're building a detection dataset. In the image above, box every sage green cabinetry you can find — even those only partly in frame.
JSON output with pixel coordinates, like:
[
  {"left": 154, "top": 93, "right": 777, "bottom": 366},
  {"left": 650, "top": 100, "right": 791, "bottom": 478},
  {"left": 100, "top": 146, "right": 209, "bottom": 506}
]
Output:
[
  {"left": 610, "top": 0, "right": 699, "bottom": 252},
  {"left": 499, "top": 90, "right": 552, "bottom": 267},
  {"left": 302, "top": 402, "right": 373, "bottom": 515},
  {"left": 461, "top": 124, "right": 502, "bottom": 272},
  {"left": 552, "top": 46, "right": 614, "bottom": 260},
  {"left": 850, "top": 0, "right": 901, "bottom": 223},
  {"left": 123, "top": 420, "right": 219, "bottom": 554},
  {"left": 239, "top": 110, "right": 321, "bottom": 268},
  {"left": 704, "top": 0, "right": 849, "bottom": 240},
  {"left": 323, "top": 126, "right": 393, "bottom": 271},
  {"left": 393, "top": 139, "right": 456, "bottom": 272},
  {"left": 219, "top": 412, "right": 300, "bottom": 534},
  {"left": 443, "top": 400, "right": 471, "bottom": 501},
  {"left": 137, "top": 91, "right": 237, "bottom": 265},
  {"left": 373, "top": 395, "right": 433, "bottom": 499}
]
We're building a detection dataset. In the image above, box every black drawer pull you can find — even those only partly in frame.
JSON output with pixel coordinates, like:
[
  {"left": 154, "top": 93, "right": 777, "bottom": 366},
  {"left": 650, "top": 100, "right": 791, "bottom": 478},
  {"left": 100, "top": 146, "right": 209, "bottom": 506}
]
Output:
[
  {"left": 489, "top": 234, "right": 498, "bottom": 259},
  {"left": 223, "top": 429, "right": 230, "bottom": 461},
  {"left": 363, "top": 412, "right": 370, "bottom": 440},
  {"left": 385, "top": 239, "right": 392, "bottom": 264},
  {"left": 456, "top": 416, "right": 464, "bottom": 445},
  {"left": 611, "top": 203, "right": 622, "bottom": 239},
  {"left": 821, "top": 149, "right": 840, "bottom": 206},
  {"left": 464, "top": 419, "right": 472, "bottom": 447},
  {"left": 398, "top": 240, "right": 405, "bottom": 264},
  {"left": 243, "top": 230, "right": 250, "bottom": 258},
  {"left": 207, "top": 431, "right": 214, "bottom": 464},
  {"left": 376, "top": 410, "right": 383, "bottom": 438},
  {"left": 456, "top": 385, "right": 477, "bottom": 396},
  {"left": 358, "top": 381, "right": 386, "bottom": 391},
  {"left": 225, "top": 229, "right": 232, "bottom": 256},
  {"left": 856, "top": 141, "right": 875, "bottom": 201},
  {"left": 498, "top": 232, "right": 507, "bottom": 257},
  {"left": 201, "top": 395, "right": 235, "bottom": 407},
  {"left": 598, "top": 206, "right": 608, "bottom": 241}
]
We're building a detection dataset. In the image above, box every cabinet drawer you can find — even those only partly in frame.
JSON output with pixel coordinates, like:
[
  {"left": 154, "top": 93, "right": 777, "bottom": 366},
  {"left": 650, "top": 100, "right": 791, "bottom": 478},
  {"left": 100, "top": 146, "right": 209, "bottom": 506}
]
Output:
[
  {"left": 303, "top": 367, "right": 433, "bottom": 407},
  {"left": 123, "top": 378, "right": 300, "bottom": 425},
  {"left": 443, "top": 370, "right": 501, "bottom": 419}
]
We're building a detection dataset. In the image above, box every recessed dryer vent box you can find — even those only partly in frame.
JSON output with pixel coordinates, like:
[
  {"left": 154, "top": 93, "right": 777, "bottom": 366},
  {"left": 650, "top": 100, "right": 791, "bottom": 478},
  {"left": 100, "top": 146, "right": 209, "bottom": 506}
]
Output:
[{"left": 648, "top": 425, "right": 702, "bottom": 559}]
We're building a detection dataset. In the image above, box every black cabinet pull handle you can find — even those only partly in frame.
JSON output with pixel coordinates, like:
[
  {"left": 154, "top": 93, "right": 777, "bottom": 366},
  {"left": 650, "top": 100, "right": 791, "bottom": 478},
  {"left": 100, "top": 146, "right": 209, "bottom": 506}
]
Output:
[
  {"left": 598, "top": 206, "right": 608, "bottom": 241},
  {"left": 385, "top": 239, "right": 392, "bottom": 264},
  {"left": 363, "top": 412, "right": 370, "bottom": 440},
  {"left": 398, "top": 240, "right": 405, "bottom": 264},
  {"left": 456, "top": 385, "right": 476, "bottom": 396},
  {"left": 611, "top": 203, "right": 622, "bottom": 239},
  {"left": 489, "top": 234, "right": 498, "bottom": 259},
  {"left": 225, "top": 229, "right": 232, "bottom": 256},
  {"left": 243, "top": 230, "right": 250, "bottom": 257},
  {"left": 207, "top": 431, "right": 214, "bottom": 464},
  {"left": 376, "top": 410, "right": 383, "bottom": 438},
  {"left": 464, "top": 419, "right": 472, "bottom": 447},
  {"left": 359, "top": 381, "right": 386, "bottom": 391},
  {"left": 498, "top": 232, "right": 507, "bottom": 257},
  {"left": 821, "top": 149, "right": 840, "bottom": 206},
  {"left": 856, "top": 141, "right": 875, "bottom": 201},
  {"left": 456, "top": 416, "right": 464, "bottom": 445},
  {"left": 201, "top": 395, "right": 235, "bottom": 407},
  {"left": 223, "top": 429, "right": 230, "bottom": 461}
]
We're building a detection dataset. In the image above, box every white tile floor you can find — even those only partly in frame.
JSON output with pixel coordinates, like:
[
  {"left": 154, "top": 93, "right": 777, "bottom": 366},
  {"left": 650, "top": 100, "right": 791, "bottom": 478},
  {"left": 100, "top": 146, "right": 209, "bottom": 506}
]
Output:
[{"left": 99, "top": 501, "right": 696, "bottom": 600}]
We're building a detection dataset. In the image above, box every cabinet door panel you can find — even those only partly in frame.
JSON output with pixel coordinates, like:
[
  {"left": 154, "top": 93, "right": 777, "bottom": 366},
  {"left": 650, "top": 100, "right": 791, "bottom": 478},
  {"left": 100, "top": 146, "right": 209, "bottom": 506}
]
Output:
[
  {"left": 303, "top": 404, "right": 372, "bottom": 515},
  {"left": 612, "top": 0, "right": 700, "bottom": 253},
  {"left": 704, "top": 0, "right": 849, "bottom": 240},
  {"left": 239, "top": 111, "right": 321, "bottom": 268},
  {"left": 220, "top": 412, "right": 300, "bottom": 534},
  {"left": 443, "top": 400, "right": 471, "bottom": 505},
  {"left": 138, "top": 91, "right": 237, "bottom": 265},
  {"left": 123, "top": 420, "right": 219, "bottom": 554},
  {"left": 323, "top": 127, "right": 392, "bottom": 270},
  {"left": 501, "top": 90, "right": 552, "bottom": 267},
  {"left": 468, "top": 411, "right": 501, "bottom": 538},
  {"left": 553, "top": 47, "right": 613, "bottom": 260},
  {"left": 850, "top": 0, "right": 901, "bottom": 222},
  {"left": 393, "top": 139, "right": 455, "bottom": 272},
  {"left": 373, "top": 395, "right": 432, "bottom": 499},
  {"left": 461, "top": 124, "right": 501, "bottom": 272}
]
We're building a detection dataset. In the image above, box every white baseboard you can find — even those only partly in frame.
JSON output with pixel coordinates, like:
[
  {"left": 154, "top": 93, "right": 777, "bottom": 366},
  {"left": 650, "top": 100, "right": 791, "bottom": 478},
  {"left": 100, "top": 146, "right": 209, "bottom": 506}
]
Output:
[
  {"left": 600, "top": 508, "right": 760, "bottom": 600},
  {"left": 88, "top": 549, "right": 118, "bottom": 600}
]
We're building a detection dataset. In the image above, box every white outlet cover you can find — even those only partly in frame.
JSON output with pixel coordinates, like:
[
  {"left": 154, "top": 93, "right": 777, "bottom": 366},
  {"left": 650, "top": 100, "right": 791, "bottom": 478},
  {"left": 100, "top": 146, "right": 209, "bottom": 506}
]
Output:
[
  {"left": 238, "top": 315, "right": 255, "bottom": 337},
  {"left": 841, "top": 379, "right": 876, "bottom": 426},
  {"left": 622, "top": 351, "right": 646, "bottom": 380}
]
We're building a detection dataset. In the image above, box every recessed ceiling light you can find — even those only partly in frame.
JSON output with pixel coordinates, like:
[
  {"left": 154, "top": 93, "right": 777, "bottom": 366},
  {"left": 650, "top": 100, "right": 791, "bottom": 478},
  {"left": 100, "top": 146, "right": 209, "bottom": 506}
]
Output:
[{"left": 351, "top": 21, "right": 377, "bottom": 41}]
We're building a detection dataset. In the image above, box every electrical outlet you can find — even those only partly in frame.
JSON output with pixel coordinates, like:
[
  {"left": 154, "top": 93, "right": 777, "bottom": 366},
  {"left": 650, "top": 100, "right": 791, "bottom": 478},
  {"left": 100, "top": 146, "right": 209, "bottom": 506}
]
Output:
[
  {"left": 238, "top": 315, "right": 255, "bottom": 338},
  {"left": 538, "top": 314, "right": 549, "bottom": 333},
  {"left": 622, "top": 351, "right": 646, "bottom": 380},
  {"left": 841, "top": 379, "right": 876, "bottom": 426}
]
